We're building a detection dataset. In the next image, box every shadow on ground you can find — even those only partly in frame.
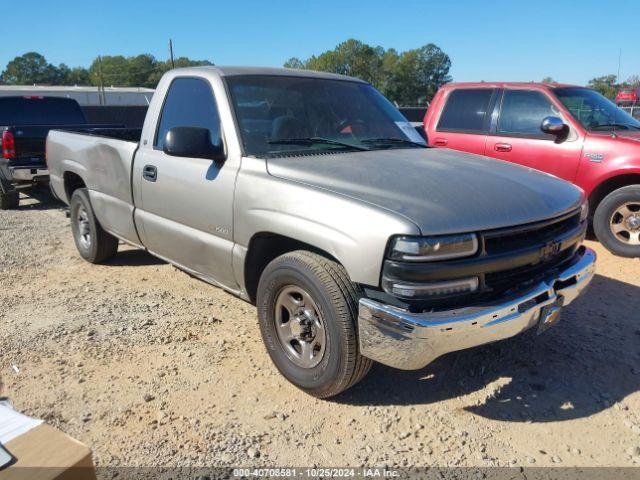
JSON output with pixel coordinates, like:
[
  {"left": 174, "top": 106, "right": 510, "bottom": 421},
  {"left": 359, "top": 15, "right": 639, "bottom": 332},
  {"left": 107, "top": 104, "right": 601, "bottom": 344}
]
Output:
[
  {"left": 337, "top": 274, "right": 640, "bottom": 423},
  {"left": 104, "top": 249, "right": 166, "bottom": 267},
  {"left": 16, "top": 186, "right": 64, "bottom": 211}
]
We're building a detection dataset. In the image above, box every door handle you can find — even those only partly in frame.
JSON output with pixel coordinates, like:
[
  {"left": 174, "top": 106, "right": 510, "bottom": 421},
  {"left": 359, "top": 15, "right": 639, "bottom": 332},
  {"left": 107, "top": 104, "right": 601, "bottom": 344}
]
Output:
[
  {"left": 142, "top": 164, "right": 157, "bottom": 182},
  {"left": 494, "top": 143, "right": 512, "bottom": 152},
  {"left": 433, "top": 137, "right": 448, "bottom": 146}
]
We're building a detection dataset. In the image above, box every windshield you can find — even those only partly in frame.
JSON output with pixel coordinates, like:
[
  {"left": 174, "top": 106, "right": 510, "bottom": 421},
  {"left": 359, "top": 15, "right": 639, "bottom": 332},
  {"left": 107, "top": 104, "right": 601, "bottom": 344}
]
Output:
[
  {"left": 554, "top": 87, "right": 640, "bottom": 131},
  {"left": 0, "top": 97, "right": 86, "bottom": 125},
  {"left": 226, "top": 75, "right": 426, "bottom": 157}
]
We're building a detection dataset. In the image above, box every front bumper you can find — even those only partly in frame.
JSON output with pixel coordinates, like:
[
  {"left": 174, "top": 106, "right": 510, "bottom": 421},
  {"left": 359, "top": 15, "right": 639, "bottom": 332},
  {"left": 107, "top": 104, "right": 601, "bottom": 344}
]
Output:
[
  {"left": 9, "top": 166, "right": 49, "bottom": 182},
  {"left": 358, "top": 247, "right": 596, "bottom": 370}
]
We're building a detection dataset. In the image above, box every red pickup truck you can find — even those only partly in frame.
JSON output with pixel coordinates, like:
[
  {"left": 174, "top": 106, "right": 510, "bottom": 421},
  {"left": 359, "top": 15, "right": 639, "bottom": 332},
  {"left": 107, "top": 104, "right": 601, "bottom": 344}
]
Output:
[
  {"left": 423, "top": 82, "right": 640, "bottom": 257},
  {"left": 616, "top": 87, "right": 639, "bottom": 106}
]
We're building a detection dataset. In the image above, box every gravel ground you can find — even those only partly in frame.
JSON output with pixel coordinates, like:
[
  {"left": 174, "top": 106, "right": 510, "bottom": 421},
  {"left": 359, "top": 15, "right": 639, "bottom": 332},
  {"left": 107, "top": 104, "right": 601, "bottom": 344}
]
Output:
[{"left": 1, "top": 188, "right": 640, "bottom": 470}]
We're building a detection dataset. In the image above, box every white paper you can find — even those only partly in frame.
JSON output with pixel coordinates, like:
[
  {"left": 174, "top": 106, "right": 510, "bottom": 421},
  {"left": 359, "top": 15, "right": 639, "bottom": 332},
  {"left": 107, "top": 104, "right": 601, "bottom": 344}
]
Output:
[
  {"left": 395, "top": 121, "right": 427, "bottom": 144},
  {"left": 0, "top": 405, "right": 42, "bottom": 445}
]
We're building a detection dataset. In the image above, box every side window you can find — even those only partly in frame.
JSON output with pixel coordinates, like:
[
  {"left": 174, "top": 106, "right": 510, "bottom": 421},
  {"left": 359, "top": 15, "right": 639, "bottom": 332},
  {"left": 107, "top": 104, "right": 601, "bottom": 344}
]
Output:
[
  {"left": 498, "top": 90, "right": 558, "bottom": 136},
  {"left": 155, "top": 77, "right": 221, "bottom": 149},
  {"left": 437, "top": 89, "right": 493, "bottom": 133}
]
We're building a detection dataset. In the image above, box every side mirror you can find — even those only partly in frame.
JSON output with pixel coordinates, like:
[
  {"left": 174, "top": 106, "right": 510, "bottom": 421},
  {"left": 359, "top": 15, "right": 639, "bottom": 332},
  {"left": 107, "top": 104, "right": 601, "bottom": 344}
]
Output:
[
  {"left": 163, "top": 126, "right": 225, "bottom": 163},
  {"left": 540, "top": 116, "right": 567, "bottom": 135}
]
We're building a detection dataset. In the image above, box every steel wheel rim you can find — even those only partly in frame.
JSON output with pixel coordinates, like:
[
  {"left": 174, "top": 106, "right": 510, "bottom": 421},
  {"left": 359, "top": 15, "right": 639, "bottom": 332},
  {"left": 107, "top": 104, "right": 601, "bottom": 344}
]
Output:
[
  {"left": 610, "top": 201, "right": 640, "bottom": 245},
  {"left": 77, "top": 206, "right": 92, "bottom": 249},
  {"left": 274, "top": 285, "right": 326, "bottom": 368}
]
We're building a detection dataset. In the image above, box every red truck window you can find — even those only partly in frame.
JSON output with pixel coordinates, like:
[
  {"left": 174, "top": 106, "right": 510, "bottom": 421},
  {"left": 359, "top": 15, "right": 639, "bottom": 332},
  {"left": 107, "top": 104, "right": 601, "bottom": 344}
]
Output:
[
  {"left": 437, "top": 89, "right": 493, "bottom": 133},
  {"left": 497, "top": 90, "right": 558, "bottom": 137}
]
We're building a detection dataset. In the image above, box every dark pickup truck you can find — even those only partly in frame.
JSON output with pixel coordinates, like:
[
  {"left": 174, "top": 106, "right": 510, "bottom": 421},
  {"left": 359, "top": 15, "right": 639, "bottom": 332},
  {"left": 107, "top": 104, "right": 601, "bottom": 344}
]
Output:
[{"left": 0, "top": 96, "right": 121, "bottom": 209}]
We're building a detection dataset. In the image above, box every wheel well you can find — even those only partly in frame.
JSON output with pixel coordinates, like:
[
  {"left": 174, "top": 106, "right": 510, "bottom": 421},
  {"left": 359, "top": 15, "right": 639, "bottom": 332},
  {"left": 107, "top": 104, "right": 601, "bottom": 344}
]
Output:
[
  {"left": 589, "top": 174, "right": 640, "bottom": 217},
  {"left": 63, "top": 172, "right": 86, "bottom": 201},
  {"left": 244, "top": 233, "right": 339, "bottom": 304}
]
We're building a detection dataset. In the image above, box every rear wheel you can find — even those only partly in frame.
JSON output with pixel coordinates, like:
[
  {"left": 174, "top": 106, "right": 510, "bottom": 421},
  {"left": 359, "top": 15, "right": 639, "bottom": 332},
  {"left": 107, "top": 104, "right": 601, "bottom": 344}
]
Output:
[
  {"left": 0, "top": 190, "right": 19, "bottom": 210},
  {"left": 256, "top": 250, "right": 372, "bottom": 398},
  {"left": 70, "top": 188, "right": 119, "bottom": 263},
  {"left": 593, "top": 185, "right": 640, "bottom": 257}
]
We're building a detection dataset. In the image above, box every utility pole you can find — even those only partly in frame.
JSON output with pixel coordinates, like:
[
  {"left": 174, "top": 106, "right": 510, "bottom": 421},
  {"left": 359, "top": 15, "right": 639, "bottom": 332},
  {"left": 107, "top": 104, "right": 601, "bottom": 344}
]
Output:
[
  {"left": 97, "top": 55, "right": 106, "bottom": 105},
  {"left": 169, "top": 39, "right": 175, "bottom": 69}
]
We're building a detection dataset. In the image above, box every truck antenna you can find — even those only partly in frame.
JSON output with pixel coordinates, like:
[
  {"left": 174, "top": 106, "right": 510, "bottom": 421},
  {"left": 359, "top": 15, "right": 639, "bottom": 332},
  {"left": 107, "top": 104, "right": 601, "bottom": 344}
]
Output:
[
  {"left": 614, "top": 48, "right": 622, "bottom": 137},
  {"left": 169, "top": 39, "right": 175, "bottom": 69}
]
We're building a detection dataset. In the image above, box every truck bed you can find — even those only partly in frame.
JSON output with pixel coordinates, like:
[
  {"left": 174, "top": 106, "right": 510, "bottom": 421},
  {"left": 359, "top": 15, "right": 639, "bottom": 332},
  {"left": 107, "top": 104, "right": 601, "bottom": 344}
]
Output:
[{"left": 47, "top": 129, "right": 142, "bottom": 246}]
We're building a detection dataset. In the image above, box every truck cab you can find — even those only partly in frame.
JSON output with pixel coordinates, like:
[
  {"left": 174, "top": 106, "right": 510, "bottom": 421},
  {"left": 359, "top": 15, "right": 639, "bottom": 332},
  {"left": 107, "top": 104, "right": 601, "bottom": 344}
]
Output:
[{"left": 424, "top": 82, "right": 640, "bottom": 257}]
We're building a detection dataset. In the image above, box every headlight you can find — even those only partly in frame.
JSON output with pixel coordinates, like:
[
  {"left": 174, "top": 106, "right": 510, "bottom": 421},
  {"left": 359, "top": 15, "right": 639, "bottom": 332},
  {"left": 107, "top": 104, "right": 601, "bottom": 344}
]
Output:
[
  {"left": 580, "top": 200, "right": 589, "bottom": 222},
  {"left": 389, "top": 233, "right": 478, "bottom": 262}
]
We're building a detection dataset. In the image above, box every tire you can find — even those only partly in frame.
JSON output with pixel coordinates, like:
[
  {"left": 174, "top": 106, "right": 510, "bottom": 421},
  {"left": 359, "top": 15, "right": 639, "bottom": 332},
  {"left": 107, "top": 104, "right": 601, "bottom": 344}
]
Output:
[
  {"left": 256, "top": 250, "right": 372, "bottom": 398},
  {"left": 70, "top": 188, "right": 119, "bottom": 263},
  {"left": 593, "top": 185, "right": 640, "bottom": 257},
  {"left": 0, "top": 190, "right": 19, "bottom": 209}
]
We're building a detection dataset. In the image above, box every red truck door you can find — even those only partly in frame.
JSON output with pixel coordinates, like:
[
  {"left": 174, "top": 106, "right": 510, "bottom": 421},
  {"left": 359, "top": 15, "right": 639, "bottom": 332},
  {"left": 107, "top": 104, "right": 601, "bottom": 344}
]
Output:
[
  {"left": 487, "top": 89, "right": 583, "bottom": 182},
  {"left": 427, "top": 88, "right": 497, "bottom": 155}
]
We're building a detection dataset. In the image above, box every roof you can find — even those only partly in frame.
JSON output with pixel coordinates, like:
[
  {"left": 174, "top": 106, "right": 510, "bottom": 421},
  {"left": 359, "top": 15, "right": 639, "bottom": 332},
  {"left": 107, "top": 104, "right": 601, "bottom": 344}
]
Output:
[
  {"left": 177, "top": 65, "right": 367, "bottom": 83},
  {"left": 441, "top": 81, "right": 583, "bottom": 89}
]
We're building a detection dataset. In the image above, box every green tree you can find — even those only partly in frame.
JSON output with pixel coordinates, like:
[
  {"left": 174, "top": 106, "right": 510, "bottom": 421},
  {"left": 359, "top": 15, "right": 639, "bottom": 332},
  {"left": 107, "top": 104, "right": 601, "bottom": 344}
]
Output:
[
  {"left": 1, "top": 52, "right": 63, "bottom": 84},
  {"left": 283, "top": 39, "right": 451, "bottom": 105},
  {"left": 145, "top": 57, "right": 213, "bottom": 88},
  {"left": 284, "top": 57, "right": 304, "bottom": 69},
  {"left": 60, "top": 65, "right": 91, "bottom": 85},
  {"left": 127, "top": 54, "right": 158, "bottom": 88},
  {"left": 89, "top": 55, "right": 130, "bottom": 87},
  {"left": 588, "top": 74, "right": 619, "bottom": 100},
  {"left": 302, "top": 39, "right": 385, "bottom": 86},
  {"left": 626, "top": 75, "right": 640, "bottom": 88},
  {"left": 542, "top": 76, "right": 556, "bottom": 83},
  {"left": 385, "top": 44, "right": 452, "bottom": 106}
]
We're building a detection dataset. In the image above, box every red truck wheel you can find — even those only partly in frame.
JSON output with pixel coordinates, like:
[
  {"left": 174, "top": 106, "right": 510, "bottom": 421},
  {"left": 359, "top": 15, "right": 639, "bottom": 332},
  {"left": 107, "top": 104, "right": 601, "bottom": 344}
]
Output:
[{"left": 593, "top": 185, "right": 640, "bottom": 257}]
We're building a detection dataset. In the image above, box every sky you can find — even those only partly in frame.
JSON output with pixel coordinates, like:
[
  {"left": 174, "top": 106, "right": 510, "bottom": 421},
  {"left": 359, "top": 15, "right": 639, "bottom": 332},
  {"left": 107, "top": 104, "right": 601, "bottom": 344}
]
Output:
[{"left": 3, "top": 0, "right": 639, "bottom": 86}]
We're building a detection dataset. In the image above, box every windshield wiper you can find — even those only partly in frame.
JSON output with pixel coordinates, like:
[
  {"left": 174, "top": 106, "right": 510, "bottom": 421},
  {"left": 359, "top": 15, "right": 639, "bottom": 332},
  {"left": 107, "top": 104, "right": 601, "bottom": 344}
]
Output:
[
  {"left": 360, "top": 137, "right": 428, "bottom": 148},
  {"left": 268, "top": 137, "right": 370, "bottom": 151},
  {"left": 590, "top": 123, "right": 640, "bottom": 131}
]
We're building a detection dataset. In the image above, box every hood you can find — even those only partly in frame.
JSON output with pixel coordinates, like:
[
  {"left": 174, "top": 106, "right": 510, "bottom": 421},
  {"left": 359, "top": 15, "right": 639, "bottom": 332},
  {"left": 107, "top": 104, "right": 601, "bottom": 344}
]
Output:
[
  {"left": 266, "top": 148, "right": 582, "bottom": 235},
  {"left": 588, "top": 130, "right": 640, "bottom": 143}
]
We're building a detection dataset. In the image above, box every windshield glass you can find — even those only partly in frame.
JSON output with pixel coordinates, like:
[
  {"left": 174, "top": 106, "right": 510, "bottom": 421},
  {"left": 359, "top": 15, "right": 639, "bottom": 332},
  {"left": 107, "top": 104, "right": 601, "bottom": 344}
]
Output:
[
  {"left": 554, "top": 87, "right": 640, "bottom": 131},
  {"left": 0, "top": 97, "right": 86, "bottom": 125},
  {"left": 226, "top": 75, "right": 426, "bottom": 157}
]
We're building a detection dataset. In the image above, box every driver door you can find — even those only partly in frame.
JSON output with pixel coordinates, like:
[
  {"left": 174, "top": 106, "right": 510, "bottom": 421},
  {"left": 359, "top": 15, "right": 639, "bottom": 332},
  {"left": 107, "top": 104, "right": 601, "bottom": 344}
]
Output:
[
  {"left": 486, "top": 89, "right": 583, "bottom": 183},
  {"left": 135, "top": 77, "right": 239, "bottom": 289}
]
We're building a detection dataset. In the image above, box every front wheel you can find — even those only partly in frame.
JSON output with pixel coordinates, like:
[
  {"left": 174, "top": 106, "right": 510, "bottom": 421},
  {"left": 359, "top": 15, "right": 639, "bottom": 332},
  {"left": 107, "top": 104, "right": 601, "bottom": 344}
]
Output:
[
  {"left": 256, "top": 250, "right": 372, "bottom": 398},
  {"left": 593, "top": 185, "right": 640, "bottom": 257},
  {"left": 70, "top": 188, "right": 119, "bottom": 263}
]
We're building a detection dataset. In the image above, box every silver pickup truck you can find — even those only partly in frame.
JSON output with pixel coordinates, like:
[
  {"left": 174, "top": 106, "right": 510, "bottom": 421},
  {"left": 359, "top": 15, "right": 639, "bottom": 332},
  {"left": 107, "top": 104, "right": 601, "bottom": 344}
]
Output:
[{"left": 47, "top": 67, "right": 596, "bottom": 398}]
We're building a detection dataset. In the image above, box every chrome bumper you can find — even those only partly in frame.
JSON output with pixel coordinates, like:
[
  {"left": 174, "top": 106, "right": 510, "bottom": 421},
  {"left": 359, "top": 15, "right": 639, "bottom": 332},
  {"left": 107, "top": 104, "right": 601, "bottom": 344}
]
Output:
[
  {"left": 358, "top": 247, "right": 596, "bottom": 370},
  {"left": 9, "top": 167, "right": 49, "bottom": 182}
]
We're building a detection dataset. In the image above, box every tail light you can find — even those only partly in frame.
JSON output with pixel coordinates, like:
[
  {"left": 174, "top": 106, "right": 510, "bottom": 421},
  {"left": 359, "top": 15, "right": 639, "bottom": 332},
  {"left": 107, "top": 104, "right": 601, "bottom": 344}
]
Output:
[{"left": 2, "top": 131, "right": 16, "bottom": 159}]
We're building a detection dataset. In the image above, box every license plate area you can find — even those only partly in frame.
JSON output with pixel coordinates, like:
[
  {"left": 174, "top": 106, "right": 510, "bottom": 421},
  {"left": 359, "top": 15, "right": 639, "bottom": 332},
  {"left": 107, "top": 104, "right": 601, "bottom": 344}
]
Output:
[{"left": 537, "top": 297, "right": 564, "bottom": 334}]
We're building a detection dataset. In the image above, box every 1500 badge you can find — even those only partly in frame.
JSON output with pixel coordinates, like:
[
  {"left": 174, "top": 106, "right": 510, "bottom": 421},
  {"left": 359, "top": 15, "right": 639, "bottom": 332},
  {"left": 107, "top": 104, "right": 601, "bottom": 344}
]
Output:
[{"left": 585, "top": 153, "right": 604, "bottom": 162}]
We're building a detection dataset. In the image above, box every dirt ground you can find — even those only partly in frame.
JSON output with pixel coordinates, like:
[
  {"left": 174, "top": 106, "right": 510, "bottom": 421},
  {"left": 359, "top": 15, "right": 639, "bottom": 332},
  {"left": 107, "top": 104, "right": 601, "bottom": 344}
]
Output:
[{"left": 1, "top": 188, "right": 640, "bottom": 470}]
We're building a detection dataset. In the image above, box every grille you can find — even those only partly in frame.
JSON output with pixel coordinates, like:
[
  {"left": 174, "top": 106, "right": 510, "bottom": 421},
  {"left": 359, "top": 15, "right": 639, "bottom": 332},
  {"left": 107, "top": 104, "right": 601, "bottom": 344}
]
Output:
[
  {"left": 484, "top": 247, "right": 576, "bottom": 295},
  {"left": 483, "top": 210, "right": 581, "bottom": 255}
]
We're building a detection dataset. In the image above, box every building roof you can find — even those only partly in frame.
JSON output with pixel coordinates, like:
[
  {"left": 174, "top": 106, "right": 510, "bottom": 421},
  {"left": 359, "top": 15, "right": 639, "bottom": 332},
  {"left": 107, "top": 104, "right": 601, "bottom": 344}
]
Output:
[{"left": 0, "top": 85, "right": 155, "bottom": 93}]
